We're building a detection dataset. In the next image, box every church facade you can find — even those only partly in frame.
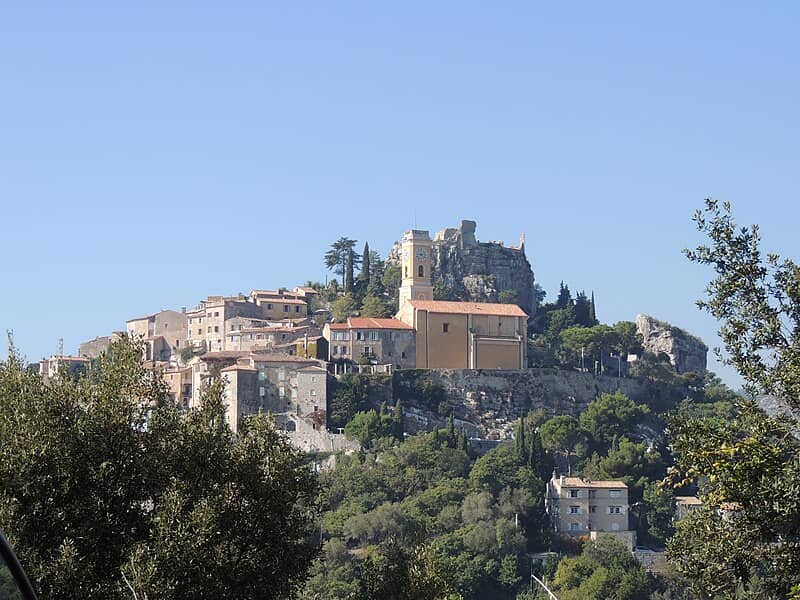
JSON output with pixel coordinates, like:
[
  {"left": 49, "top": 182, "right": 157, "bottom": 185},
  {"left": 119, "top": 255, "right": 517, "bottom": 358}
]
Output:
[{"left": 395, "top": 228, "right": 527, "bottom": 370}]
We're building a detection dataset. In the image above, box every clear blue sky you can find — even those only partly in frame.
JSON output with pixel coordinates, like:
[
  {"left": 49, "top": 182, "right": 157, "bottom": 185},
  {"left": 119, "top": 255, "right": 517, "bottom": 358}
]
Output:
[{"left": 2, "top": 2, "right": 800, "bottom": 388}]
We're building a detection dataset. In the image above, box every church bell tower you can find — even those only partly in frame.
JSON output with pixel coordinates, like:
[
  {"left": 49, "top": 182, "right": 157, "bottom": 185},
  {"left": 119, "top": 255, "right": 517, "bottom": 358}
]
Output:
[{"left": 398, "top": 229, "right": 434, "bottom": 308}]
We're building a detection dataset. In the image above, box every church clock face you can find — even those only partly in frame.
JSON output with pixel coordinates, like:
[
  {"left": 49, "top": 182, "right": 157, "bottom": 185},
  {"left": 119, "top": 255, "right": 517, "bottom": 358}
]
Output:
[{"left": 415, "top": 249, "right": 427, "bottom": 260}]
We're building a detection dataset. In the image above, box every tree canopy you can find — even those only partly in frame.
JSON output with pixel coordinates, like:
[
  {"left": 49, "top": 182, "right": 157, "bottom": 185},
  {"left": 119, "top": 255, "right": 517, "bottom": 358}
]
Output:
[
  {"left": 666, "top": 199, "right": 800, "bottom": 597},
  {"left": 0, "top": 337, "right": 319, "bottom": 600}
]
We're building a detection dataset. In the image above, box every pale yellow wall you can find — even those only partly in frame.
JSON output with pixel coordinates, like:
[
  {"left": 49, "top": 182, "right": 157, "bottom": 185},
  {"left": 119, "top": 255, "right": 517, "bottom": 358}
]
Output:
[
  {"left": 420, "top": 312, "right": 469, "bottom": 368},
  {"left": 474, "top": 339, "right": 522, "bottom": 369}
]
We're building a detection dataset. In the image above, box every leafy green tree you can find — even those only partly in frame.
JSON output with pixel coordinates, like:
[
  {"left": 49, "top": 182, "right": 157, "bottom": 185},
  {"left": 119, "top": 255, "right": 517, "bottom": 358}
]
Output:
[
  {"left": 0, "top": 337, "right": 319, "bottom": 600},
  {"left": 344, "top": 409, "right": 399, "bottom": 448},
  {"left": 664, "top": 199, "right": 800, "bottom": 598},
  {"left": 539, "top": 415, "right": 586, "bottom": 475},
  {"left": 582, "top": 437, "right": 665, "bottom": 501},
  {"left": 550, "top": 536, "right": 656, "bottom": 600},
  {"left": 382, "top": 263, "right": 402, "bottom": 312},
  {"left": 325, "top": 237, "right": 358, "bottom": 289},
  {"left": 638, "top": 481, "right": 674, "bottom": 548},
  {"left": 360, "top": 294, "right": 391, "bottom": 318},
  {"left": 329, "top": 373, "right": 370, "bottom": 428},
  {"left": 331, "top": 292, "right": 358, "bottom": 322},
  {"left": 612, "top": 321, "right": 643, "bottom": 356},
  {"left": 499, "top": 289, "right": 519, "bottom": 305},
  {"left": 578, "top": 391, "right": 650, "bottom": 453}
]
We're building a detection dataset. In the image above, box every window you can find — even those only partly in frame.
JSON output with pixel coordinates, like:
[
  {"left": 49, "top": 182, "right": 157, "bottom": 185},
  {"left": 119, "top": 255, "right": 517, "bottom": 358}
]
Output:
[
  {"left": 332, "top": 346, "right": 338, "bottom": 355},
  {"left": 214, "top": 312, "right": 219, "bottom": 317},
  {"left": 363, "top": 346, "right": 371, "bottom": 355},
  {"left": 207, "top": 327, "right": 211, "bottom": 333},
  {"left": 214, "top": 326, "right": 219, "bottom": 333},
  {"left": 404, "top": 266, "right": 408, "bottom": 277},
  {"left": 418, "top": 265, "right": 424, "bottom": 277},
  {"left": 340, "top": 345, "right": 347, "bottom": 355},
  {"left": 295, "top": 306, "right": 301, "bottom": 313},
  {"left": 279, "top": 386, "right": 285, "bottom": 398},
  {"left": 442, "top": 323, "right": 449, "bottom": 333},
  {"left": 370, "top": 331, "right": 379, "bottom": 341},
  {"left": 283, "top": 305, "right": 289, "bottom": 313},
  {"left": 356, "top": 332, "right": 364, "bottom": 341},
  {"left": 569, "top": 489, "right": 580, "bottom": 498},
  {"left": 401, "top": 351, "right": 406, "bottom": 358},
  {"left": 569, "top": 522, "right": 580, "bottom": 532},
  {"left": 590, "top": 505, "right": 597, "bottom": 513},
  {"left": 588, "top": 490, "right": 597, "bottom": 499},
  {"left": 259, "top": 387, "right": 265, "bottom": 397},
  {"left": 313, "top": 405, "right": 318, "bottom": 412},
  {"left": 267, "top": 303, "right": 273, "bottom": 310},
  {"left": 610, "top": 490, "right": 622, "bottom": 498},
  {"left": 310, "top": 389, "right": 316, "bottom": 396},
  {"left": 608, "top": 506, "right": 622, "bottom": 514},
  {"left": 259, "top": 371, "right": 265, "bottom": 380},
  {"left": 569, "top": 506, "right": 580, "bottom": 514},
  {"left": 197, "top": 329, "right": 201, "bottom": 335}
]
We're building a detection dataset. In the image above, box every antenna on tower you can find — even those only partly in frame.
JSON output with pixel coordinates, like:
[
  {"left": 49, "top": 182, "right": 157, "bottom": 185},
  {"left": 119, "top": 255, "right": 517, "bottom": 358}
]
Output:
[{"left": 58, "top": 337, "right": 64, "bottom": 356}]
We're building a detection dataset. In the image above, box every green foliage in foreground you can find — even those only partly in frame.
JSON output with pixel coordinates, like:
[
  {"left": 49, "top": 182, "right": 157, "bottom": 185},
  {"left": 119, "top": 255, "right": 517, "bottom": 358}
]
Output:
[
  {"left": 668, "top": 199, "right": 800, "bottom": 598},
  {"left": 0, "top": 337, "right": 319, "bottom": 600},
  {"left": 300, "top": 431, "right": 550, "bottom": 600},
  {"left": 550, "top": 536, "right": 656, "bottom": 600}
]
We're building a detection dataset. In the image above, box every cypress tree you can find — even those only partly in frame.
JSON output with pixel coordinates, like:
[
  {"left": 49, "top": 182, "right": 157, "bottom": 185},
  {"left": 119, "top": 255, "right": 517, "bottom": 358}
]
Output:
[
  {"left": 448, "top": 413, "right": 456, "bottom": 446},
  {"left": 394, "top": 399, "right": 404, "bottom": 439},
  {"left": 361, "top": 242, "right": 371, "bottom": 282},
  {"left": 516, "top": 415, "right": 527, "bottom": 464},
  {"left": 589, "top": 291, "right": 597, "bottom": 324}
]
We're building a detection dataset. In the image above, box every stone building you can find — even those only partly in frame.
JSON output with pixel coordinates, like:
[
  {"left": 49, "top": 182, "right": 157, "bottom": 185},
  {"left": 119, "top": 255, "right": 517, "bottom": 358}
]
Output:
[
  {"left": 126, "top": 310, "right": 188, "bottom": 361},
  {"left": 635, "top": 314, "right": 708, "bottom": 374},
  {"left": 397, "top": 300, "right": 527, "bottom": 369},
  {"left": 185, "top": 296, "right": 263, "bottom": 353},
  {"left": 78, "top": 332, "right": 124, "bottom": 359},
  {"left": 39, "top": 355, "right": 91, "bottom": 380},
  {"left": 546, "top": 472, "right": 636, "bottom": 550},
  {"left": 323, "top": 317, "right": 416, "bottom": 368}
]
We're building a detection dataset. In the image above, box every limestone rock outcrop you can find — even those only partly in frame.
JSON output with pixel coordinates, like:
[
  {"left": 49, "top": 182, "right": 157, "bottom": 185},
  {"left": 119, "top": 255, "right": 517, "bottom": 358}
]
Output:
[
  {"left": 635, "top": 314, "right": 708, "bottom": 374},
  {"left": 389, "top": 220, "right": 536, "bottom": 314}
]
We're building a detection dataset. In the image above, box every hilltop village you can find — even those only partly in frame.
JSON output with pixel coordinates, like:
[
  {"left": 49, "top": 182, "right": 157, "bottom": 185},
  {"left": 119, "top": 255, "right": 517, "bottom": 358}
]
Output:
[{"left": 40, "top": 219, "right": 714, "bottom": 562}]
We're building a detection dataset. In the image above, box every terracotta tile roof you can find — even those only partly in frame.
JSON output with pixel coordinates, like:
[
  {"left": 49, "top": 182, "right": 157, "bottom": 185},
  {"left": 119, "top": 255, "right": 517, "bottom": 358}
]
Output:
[
  {"left": 675, "top": 496, "right": 703, "bottom": 505},
  {"left": 221, "top": 364, "right": 258, "bottom": 372},
  {"left": 347, "top": 317, "right": 414, "bottom": 330},
  {"left": 328, "top": 318, "right": 412, "bottom": 330},
  {"left": 558, "top": 477, "right": 628, "bottom": 489},
  {"left": 409, "top": 300, "right": 527, "bottom": 317}
]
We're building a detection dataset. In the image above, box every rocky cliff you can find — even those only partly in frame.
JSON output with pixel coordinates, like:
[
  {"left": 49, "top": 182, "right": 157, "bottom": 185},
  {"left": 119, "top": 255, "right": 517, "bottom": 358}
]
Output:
[
  {"left": 635, "top": 314, "right": 708, "bottom": 374},
  {"left": 389, "top": 220, "right": 536, "bottom": 314},
  {"left": 381, "top": 368, "right": 652, "bottom": 440}
]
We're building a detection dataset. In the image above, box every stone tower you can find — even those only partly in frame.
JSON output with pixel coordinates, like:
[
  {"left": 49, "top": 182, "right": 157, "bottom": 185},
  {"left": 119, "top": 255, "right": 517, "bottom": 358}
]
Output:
[{"left": 398, "top": 229, "right": 434, "bottom": 308}]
